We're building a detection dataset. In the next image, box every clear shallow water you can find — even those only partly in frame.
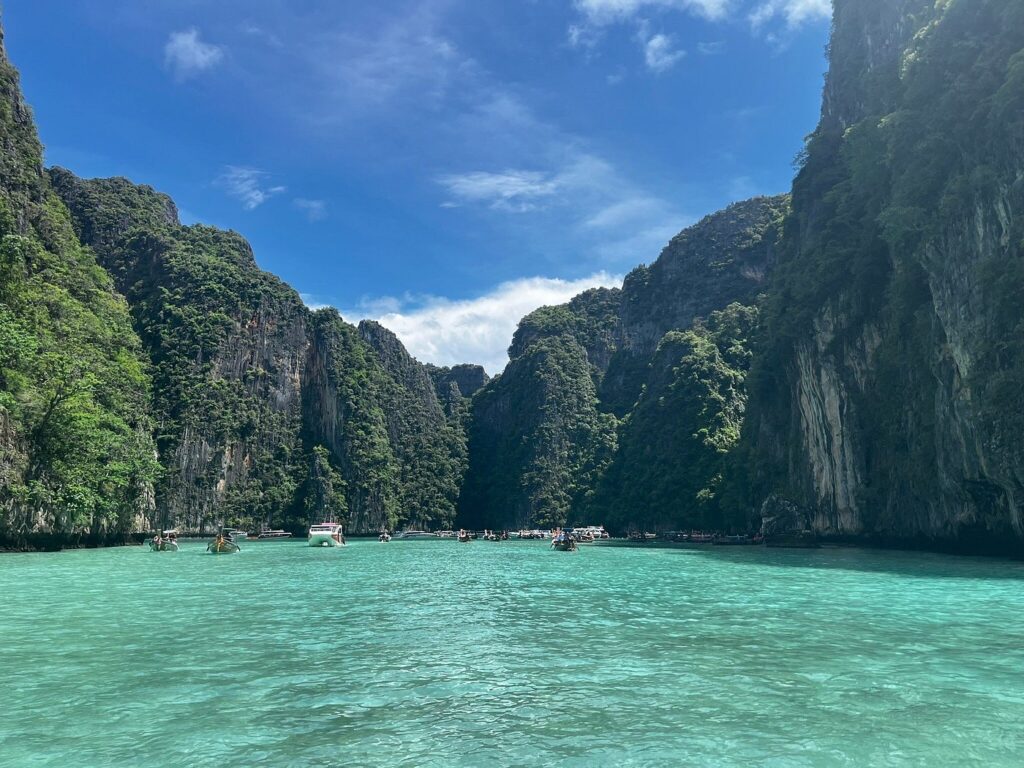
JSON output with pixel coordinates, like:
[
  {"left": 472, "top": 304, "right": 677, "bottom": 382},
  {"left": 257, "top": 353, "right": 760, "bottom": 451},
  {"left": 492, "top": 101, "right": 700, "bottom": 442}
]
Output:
[{"left": 2, "top": 541, "right": 1024, "bottom": 767}]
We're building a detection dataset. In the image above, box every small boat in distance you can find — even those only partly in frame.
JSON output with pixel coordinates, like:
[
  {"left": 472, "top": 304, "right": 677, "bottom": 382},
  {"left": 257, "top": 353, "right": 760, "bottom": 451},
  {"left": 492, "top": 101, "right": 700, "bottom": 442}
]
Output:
[
  {"left": 208, "top": 531, "right": 240, "bottom": 554},
  {"left": 457, "top": 529, "right": 472, "bottom": 543},
  {"left": 551, "top": 531, "right": 577, "bottom": 552},
  {"left": 149, "top": 530, "right": 179, "bottom": 552},
  {"left": 225, "top": 528, "right": 248, "bottom": 541},
  {"left": 308, "top": 522, "right": 346, "bottom": 547},
  {"left": 379, "top": 531, "right": 392, "bottom": 542},
  {"left": 395, "top": 530, "right": 438, "bottom": 540},
  {"left": 257, "top": 529, "right": 292, "bottom": 540}
]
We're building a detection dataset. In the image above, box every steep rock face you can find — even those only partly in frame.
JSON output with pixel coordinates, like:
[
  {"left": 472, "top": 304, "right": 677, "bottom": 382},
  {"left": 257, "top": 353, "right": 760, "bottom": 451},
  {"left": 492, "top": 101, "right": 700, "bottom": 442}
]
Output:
[
  {"left": 0, "top": 30, "right": 156, "bottom": 548},
  {"left": 428, "top": 364, "right": 488, "bottom": 402},
  {"left": 587, "top": 304, "right": 759, "bottom": 533},
  {"left": 460, "top": 202, "right": 787, "bottom": 532},
  {"left": 358, "top": 320, "right": 468, "bottom": 530},
  {"left": 508, "top": 288, "right": 622, "bottom": 380},
  {"left": 602, "top": 196, "right": 788, "bottom": 415},
  {"left": 54, "top": 172, "right": 308, "bottom": 532},
  {"left": 459, "top": 334, "right": 616, "bottom": 530},
  {"left": 746, "top": 0, "right": 1024, "bottom": 551},
  {"left": 303, "top": 310, "right": 397, "bottom": 534}
]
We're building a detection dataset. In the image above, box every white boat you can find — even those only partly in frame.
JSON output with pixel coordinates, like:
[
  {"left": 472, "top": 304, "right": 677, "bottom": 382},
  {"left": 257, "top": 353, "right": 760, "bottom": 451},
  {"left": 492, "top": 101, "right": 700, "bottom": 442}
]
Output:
[
  {"left": 394, "top": 530, "right": 438, "bottom": 540},
  {"left": 308, "top": 523, "right": 346, "bottom": 547},
  {"left": 225, "top": 529, "right": 248, "bottom": 540},
  {"left": 575, "top": 525, "right": 610, "bottom": 540},
  {"left": 257, "top": 529, "right": 292, "bottom": 539}
]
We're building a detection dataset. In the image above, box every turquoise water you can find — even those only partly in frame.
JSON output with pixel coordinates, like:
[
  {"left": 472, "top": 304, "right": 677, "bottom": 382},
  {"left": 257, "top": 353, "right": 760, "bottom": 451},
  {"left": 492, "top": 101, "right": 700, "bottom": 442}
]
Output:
[{"left": 2, "top": 541, "right": 1024, "bottom": 767}]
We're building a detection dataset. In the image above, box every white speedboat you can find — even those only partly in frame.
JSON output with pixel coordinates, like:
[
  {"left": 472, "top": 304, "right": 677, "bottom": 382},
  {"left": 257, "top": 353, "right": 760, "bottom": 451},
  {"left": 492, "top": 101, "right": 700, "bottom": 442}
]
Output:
[
  {"left": 309, "top": 523, "right": 346, "bottom": 547},
  {"left": 225, "top": 529, "right": 248, "bottom": 540},
  {"left": 394, "top": 530, "right": 438, "bottom": 539}
]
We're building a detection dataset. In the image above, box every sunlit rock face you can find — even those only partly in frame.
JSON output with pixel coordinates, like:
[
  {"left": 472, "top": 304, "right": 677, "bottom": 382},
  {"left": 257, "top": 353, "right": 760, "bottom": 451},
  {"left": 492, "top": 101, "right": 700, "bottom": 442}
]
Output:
[{"left": 745, "top": 0, "right": 1024, "bottom": 553}]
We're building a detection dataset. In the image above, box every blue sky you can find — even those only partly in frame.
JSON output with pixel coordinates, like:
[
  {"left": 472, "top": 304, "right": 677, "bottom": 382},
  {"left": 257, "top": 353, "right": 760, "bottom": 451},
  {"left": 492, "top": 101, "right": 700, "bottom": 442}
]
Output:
[{"left": 6, "top": 0, "right": 830, "bottom": 373}]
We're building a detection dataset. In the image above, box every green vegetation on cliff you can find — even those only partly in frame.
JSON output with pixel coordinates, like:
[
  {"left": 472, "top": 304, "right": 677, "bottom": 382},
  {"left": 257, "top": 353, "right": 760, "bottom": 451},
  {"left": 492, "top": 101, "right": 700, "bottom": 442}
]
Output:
[
  {"left": 588, "top": 304, "right": 758, "bottom": 532},
  {"left": 0, "top": 35, "right": 157, "bottom": 547},
  {"left": 459, "top": 200, "right": 787, "bottom": 534},
  {"left": 742, "top": 0, "right": 1024, "bottom": 546}
]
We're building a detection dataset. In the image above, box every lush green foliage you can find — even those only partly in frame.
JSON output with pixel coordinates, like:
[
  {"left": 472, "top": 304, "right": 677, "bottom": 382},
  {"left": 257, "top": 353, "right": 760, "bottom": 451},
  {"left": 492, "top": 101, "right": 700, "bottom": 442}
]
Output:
[
  {"left": 741, "top": 0, "right": 1024, "bottom": 536},
  {"left": 0, "top": 45, "right": 157, "bottom": 546},
  {"left": 460, "top": 334, "right": 617, "bottom": 530},
  {"left": 586, "top": 304, "right": 758, "bottom": 532}
]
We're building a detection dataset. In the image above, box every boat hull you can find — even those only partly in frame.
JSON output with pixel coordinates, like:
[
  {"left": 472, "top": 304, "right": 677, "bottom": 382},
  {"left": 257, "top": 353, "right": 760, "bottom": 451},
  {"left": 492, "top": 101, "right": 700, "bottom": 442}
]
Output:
[
  {"left": 207, "top": 540, "right": 240, "bottom": 554},
  {"left": 148, "top": 540, "right": 178, "bottom": 552},
  {"left": 308, "top": 533, "right": 345, "bottom": 547}
]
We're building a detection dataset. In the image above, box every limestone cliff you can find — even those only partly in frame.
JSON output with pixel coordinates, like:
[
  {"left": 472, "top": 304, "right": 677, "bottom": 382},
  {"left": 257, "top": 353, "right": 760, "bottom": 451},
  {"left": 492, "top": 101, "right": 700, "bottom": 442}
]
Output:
[
  {"left": 745, "top": 0, "right": 1024, "bottom": 553},
  {"left": 0, "top": 30, "right": 156, "bottom": 549}
]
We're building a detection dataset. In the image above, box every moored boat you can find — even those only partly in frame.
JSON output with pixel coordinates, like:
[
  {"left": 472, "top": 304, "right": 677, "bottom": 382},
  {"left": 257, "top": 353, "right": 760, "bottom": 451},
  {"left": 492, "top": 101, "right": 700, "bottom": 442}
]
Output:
[
  {"left": 225, "top": 528, "right": 248, "bottom": 541},
  {"left": 395, "top": 530, "right": 438, "bottom": 540},
  {"left": 457, "top": 529, "right": 472, "bottom": 543},
  {"left": 551, "top": 532, "right": 577, "bottom": 552},
  {"left": 149, "top": 530, "right": 179, "bottom": 552},
  {"left": 308, "top": 522, "right": 346, "bottom": 547},
  {"left": 207, "top": 531, "right": 240, "bottom": 554},
  {"left": 379, "top": 531, "right": 392, "bottom": 542},
  {"left": 257, "top": 529, "right": 292, "bottom": 540}
]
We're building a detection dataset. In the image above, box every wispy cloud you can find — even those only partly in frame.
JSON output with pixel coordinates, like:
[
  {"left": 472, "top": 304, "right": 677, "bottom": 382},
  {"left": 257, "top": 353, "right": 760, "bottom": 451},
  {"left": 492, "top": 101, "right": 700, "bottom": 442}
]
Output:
[
  {"left": 697, "top": 40, "right": 726, "bottom": 55},
  {"left": 439, "top": 150, "right": 689, "bottom": 266},
  {"left": 164, "top": 28, "right": 224, "bottom": 81},
  {"left": 294, "top": 198, "right": 328, "bottom": 221},
  {"left": 574, "top": 0, "right": 731, "bottom": 25},
  {"left": 340, "top": 272, "right": 624, "bottom": 374},
  {"left": 643, "top": 33, "right": 686, "bottom": 71},
  {"left": 749, "top": 0, "right": 831, "bottom": 30},
  {"left": 438, "top": 170, "right": 561, "bottom": 212},
  {"left": 214, "top": 166, "right": 285, "bottom": 210},
  {"left": 568, "top": 0, "right": 829, "bottom": 65}
]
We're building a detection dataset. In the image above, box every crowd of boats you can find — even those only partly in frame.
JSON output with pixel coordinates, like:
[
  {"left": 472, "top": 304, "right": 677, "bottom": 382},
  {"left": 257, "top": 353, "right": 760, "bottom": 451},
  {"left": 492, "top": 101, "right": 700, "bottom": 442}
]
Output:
[{"left": 147, "top": 522, "right": 817, "bottom": 554}]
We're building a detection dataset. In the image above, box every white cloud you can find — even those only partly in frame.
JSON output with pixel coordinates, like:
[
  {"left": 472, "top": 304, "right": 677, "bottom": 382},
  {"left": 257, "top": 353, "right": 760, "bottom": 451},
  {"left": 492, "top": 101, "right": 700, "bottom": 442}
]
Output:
[
  {"left": 341, "top": 272, "right": 624, "bottom": 374},
  {"left": 164, "top": 29, "right": 224, "bottom": 81},
  {"left": 643, "top": 33, "right": 686, "bottom": 71},
  {"left": 438, "top": 170, "right": 561, "bottom": 212},
  {"left": 574, "top": 0, "right": 732, "bottom": 24},
  {"left": 214, "top": 166, "right": 285, "bottom": 210},
  {"left": 749, "top": 0, "right": 831, "bottom": 30},
  {"left": 294, "top": 198, "right": 328, "bottom": 221}
]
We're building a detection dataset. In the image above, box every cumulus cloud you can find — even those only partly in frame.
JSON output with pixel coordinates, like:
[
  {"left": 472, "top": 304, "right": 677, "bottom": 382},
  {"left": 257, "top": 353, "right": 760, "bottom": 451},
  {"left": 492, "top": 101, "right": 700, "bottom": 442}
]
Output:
[
  {"left": 214, "top": 166, "right": 285, "bottom": 210},
  {"left": 340, "top": 272, "right": 624, "bottom": 374},
  {"left": 643, "top": 33, "right": 686, "bottom": 71},
  {"left": 294, "top": 198, "right": 328, "bottom": 221},
  {"left": 164, "top": 28, "right": 224, "bottom": 81}
]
